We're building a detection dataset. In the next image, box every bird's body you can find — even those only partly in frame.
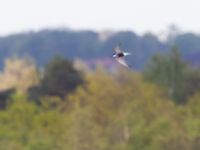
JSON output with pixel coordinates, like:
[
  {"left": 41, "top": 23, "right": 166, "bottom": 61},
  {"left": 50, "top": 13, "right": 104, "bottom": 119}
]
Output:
[
  {"left": 117, "top": 52, "right": 124, "bottom": 57},
  {"left": 113, "top": 45, "right": 131, "bottom": 68}
]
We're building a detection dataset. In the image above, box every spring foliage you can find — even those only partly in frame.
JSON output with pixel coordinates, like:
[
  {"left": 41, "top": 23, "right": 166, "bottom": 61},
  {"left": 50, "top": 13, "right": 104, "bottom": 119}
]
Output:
[{"left": 0, "top": 67, "right": 199, "bottom": 150}]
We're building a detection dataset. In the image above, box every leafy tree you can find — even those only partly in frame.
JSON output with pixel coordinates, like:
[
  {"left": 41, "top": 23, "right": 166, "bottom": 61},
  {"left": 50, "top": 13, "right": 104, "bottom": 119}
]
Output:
[
  {"left": 0, "top": 56, "right": 39, "bottom": 93},
  {"left": 0, "top": 93, "right": 72, "bottom": 150},
  {"left": 184, "top": 93, "right": 200, "bottom": 138},
  {"left": 143, "top": 46, "right": 188, "bottom": 103},
  {"left": 184, "top": 69, "right": 200, "bottom": 98},
  {"left": 67, "top": 69, "right": 188, "bottom": 150},
  {"left": 0, "top": 68, "right": 199, "bottom": 149},
  {"left": 39, "top": 56, "right": 84, "bottom": 98}
]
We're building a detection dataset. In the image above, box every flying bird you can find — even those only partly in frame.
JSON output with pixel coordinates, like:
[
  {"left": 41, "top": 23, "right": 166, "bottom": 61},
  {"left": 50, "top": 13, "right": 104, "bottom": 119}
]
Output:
[{"left": 112, "top": 44, "right": 131, "bottom": 68}]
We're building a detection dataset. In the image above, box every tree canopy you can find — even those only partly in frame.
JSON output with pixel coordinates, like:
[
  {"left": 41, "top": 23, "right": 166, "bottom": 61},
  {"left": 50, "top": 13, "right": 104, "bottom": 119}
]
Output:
[{"left": 38, "top": 56, "right": 84, "bottom": 98}]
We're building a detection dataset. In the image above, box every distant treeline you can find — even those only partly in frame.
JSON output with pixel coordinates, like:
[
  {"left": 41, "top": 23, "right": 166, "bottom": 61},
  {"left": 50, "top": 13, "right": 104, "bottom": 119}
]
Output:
[{"left": 0, "top": 29, "right": 200, "bottom": 69}]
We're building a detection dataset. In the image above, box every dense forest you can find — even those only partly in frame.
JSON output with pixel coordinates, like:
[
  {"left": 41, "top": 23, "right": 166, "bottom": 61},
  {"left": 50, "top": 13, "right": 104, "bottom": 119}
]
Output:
[
  {"left": 0, "top": 29, "right": 200, "bottom": 149},
  {"left": 0, "top": 29, "right": 200, "bottom": 70}
]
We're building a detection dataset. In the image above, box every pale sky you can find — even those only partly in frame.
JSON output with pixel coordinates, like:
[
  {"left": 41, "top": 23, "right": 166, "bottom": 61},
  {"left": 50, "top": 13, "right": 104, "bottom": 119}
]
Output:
[{"left": 0, "top": 0, "right": 199, "bottom": 36}]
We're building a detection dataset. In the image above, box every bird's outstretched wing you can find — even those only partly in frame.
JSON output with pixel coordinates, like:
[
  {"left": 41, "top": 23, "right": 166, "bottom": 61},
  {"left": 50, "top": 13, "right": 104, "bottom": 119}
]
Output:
[{"left": 116, "top": 57, "right": 130, "bottom": 68}]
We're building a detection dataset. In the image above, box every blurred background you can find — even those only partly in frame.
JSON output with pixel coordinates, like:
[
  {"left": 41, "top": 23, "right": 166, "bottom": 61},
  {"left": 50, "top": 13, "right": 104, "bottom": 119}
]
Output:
[{"left": 0, "top": 0, "right": 200, "bottom": 149}]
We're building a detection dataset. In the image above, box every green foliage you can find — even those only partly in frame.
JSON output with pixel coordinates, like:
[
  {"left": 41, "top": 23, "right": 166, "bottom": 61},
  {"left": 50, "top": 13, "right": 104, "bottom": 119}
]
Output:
[
  {"left": 184, "top": 69, "right": 200, "bottom": 98},
  {"left": 0, "top": 58, "right": 200, "bottom": 149},
  {"left": 67, "top": 70, "right": 190, "bottom": 150},
  {"left": 39, "top": 56, "right": 84, "bottom": 98},
  {"left": 0, "top": 93, "right": 73, "bottom": 150},
  {"left": 0, "top": 56, "right": 39, "bottom": 93},
  {"left": 143, "top": 46, "right": 191, "bottom": 103}
]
